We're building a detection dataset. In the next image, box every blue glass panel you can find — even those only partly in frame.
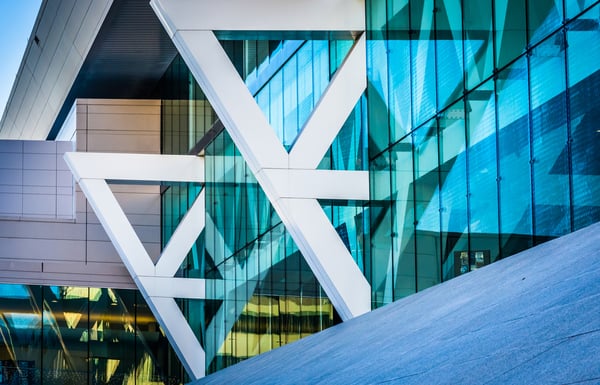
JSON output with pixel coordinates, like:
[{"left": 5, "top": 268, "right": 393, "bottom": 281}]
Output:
[
  {"left": 466, "top": 79, "right": 499, "bottom": 263},
  {"left": 411, "top": 0, "right": 437, "bottom": 127},
  {"left": 436, "top": 0, "right": 464, "bottom": 108},
  {"left": 495, "top": 0, "right": 527, "bottom": 69},
  {"left": 530, "top": 31, "right": 571, "bottom": 239},
  {"left": 496, "top": 56, "right": 533, "bottom": 257},
  {"left": 438, "top": 102, "right": 468, "bottom": 280},
  {"left": 413, "top": 120, "right": 441, "bottom": 290},
  {"left": 528, "top": 0, "right": 564, "bottom": 45},
  {"left": 567, "top": 4, "right": 600, "bottom": 229},
  {"left": 464, "top": 0, "right": 493, "bottom": 90},
  {"left": 390, "top": 136, "right": 416, "bottom": 298}
]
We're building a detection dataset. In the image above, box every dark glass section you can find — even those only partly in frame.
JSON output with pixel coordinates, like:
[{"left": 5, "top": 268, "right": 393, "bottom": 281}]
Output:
[{"left": 0, "top": 284, "right": 183, "bottom": 385}]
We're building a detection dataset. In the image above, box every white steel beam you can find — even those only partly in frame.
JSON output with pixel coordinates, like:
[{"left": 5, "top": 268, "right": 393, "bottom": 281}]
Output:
[
  {"left": 152, "top": 10, "right": 371, "bottom": 320},
  {"left": 151, "top": 0, "right": 364, "bottom": 37},
  {"left": 64, "top": 152, "right": 204, "bottom": 183},
  {"left": 65, "top": 152, "right": 207, "bottom": 380}
]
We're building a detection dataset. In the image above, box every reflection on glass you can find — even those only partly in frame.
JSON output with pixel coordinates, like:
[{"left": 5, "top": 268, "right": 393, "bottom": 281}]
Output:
[{"left": 0, "top": 284, "right": 183, "bottom": 385}]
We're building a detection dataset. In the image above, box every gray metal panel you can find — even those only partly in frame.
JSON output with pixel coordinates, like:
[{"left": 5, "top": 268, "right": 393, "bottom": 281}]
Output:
[{"left": 0, "top": 99, "right": 161, "bottom": 289}]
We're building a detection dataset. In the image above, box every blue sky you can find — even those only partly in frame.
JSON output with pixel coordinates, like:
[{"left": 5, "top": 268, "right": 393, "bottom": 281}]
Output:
[{"left": 0, "top": 1, "right": 42, "bottom": 119}]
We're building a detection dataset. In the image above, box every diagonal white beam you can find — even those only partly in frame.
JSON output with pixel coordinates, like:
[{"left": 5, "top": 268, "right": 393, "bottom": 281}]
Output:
[
  {"left": 156, "top": 189, "right": 206, "bottom": 277},
  {"left": 289, "top": 34, "right": 367, "bottom": 170},
  {"left": 277, "top": 198, "right": 371, "bottom": 320},
  {"left": 64, "top": 152, "right": 204, "bottom": 183},
  {"left": 66, "top": 152, "right": 208, "bottom": 380},
  {"left": 151, "top": 0, "right": 365, "bottom": 37},
  {"left": 157, "top": 28, "right": 371, "bottom": 321},
  {"left": 172, "top": 30, "right": 288, "bottom": 173}
]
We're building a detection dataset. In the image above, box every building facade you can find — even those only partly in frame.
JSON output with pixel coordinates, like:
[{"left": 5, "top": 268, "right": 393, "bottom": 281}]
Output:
[{"left": 0, "top": 0, "right": 598, "bottom": 383}]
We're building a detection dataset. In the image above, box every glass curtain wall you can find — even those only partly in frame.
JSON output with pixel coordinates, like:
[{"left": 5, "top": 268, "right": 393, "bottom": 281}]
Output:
[
  {"left": 0, "top": 284, "right": 183, "bottom": 385},
  {"left": 160, "top": 38, "right": 367, "bottom": 373},
  {"left": 157, "top": 0, "right": 600, "bottom": 374},
  {"left": 366, "top": 0, "right": 600, "bottom": 307}
]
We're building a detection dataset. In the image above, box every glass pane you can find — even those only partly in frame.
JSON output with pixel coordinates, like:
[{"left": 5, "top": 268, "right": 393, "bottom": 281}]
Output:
[
  {"left": 369, "top": 150, "right": 392, "bottom": 308},
  {"left": 466, "top": 79, "right": 499, "bottom": 263},
  {"left": 43, "top": 286, "right": 88, "bottom": 384},
  {"left": 413, "top": 120, "right": 441, "bottom": 290},
  {"left": 0, "top": 285, "right": 42, "bottom": 385},
  {"left": 436, "top": 0, "right": 464, "bottom": 109},
  {"left": 495, "top": 0, "right": 527, "bottom": 69},
  {"left": 411, "top": 0, "right": 437, "bottom": 127},
  {"left": 464, "top": 0, "right": 493, "bottom": 90},
  {"left": 530, "top": 31, "right": 570, "bottom": 240},
  {"left": 438, "top": 101, "right": 468, "bottom": 280},
  {"left": 567, "top": 4, "right": 600, "bottom": 229},
  {"left": 565, "top": 0, "right": 597, "bottom": 19},
  {"left": 496, "top": 56, "right": 533, "bottom": 257},
  {"left": 367, "top": 39, "right": 390, "bottom": 157},
  {"left": 388, "top": 0, "right": 412, "bottom": 142},
  {"left": 390, "top": 136, "right": 415, "bottom": 299},
  {"left": 528, "top": 0, "right": 564, "bottom": 45}
]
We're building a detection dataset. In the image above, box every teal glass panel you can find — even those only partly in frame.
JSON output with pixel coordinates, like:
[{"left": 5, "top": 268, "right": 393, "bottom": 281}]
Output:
[
  {"left": 466, "top": 79, "right": 499, "bottom": 264},
  {"left": 496, "top": 56, "right": 533, "bottom": 257},
  {"left": 567, "top": 4, "right": 600, "bottom": 230},
  {"left": 369, "top": 150, "right": 392, "bottom": 308},
  {"left": 464, "top": 0, "right": 493, "bottom": 90},
  {"left": 388, "top": 0, "right": 412, "bottom": 143},
  {"left": 413, "top": 120, "right": 441, "bottom": 290},
  {"left": 390, "top": 135, "right": 416, "bottom": 298},
  {"left": 495, "top": 0, "right": 527, "bottom": 69},
  {"left": 530, "top": 30, "right": 571, "bottom": 240},
  {"left": 438, "top": 101, "right": 468, "bottom": 280},
  {"left": 411, "top": 0, "right": 437, "bottom": 127},
  {"left": 528, "top": 0, "right": 564, "bottom": 45},
  {"left": 367, "top": 0, "right": 391, "bottom": 159},
  {"left": 436, "top": 0, "right": 464, "bottom": 108},
  {"left": 566, "top": 0, "right": 597, "bottom": 18}
]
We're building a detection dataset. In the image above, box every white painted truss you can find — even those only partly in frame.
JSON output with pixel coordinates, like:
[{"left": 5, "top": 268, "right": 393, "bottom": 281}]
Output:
[
  {"left": 151, "top": 0, "right": 371, "bottom": 323},
  {"left": 65, "top": 0, "right": 369, "bottom": 380},
  {"left": 64, "top": 152, "right": 207, "bottom": 380}
]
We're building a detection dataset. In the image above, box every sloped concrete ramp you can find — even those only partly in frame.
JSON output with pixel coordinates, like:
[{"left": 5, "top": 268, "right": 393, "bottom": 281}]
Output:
[{"left": 196, "top": 223, "right": 600, "bottom": 384}]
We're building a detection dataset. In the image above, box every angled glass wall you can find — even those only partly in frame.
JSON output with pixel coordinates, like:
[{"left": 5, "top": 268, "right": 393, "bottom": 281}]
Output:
[
  {"left": 366, "top": 0, "right": 600, "bottom": 307},
  {"left": 157, "top": 0, "right": 600, "bottom": 374}
]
